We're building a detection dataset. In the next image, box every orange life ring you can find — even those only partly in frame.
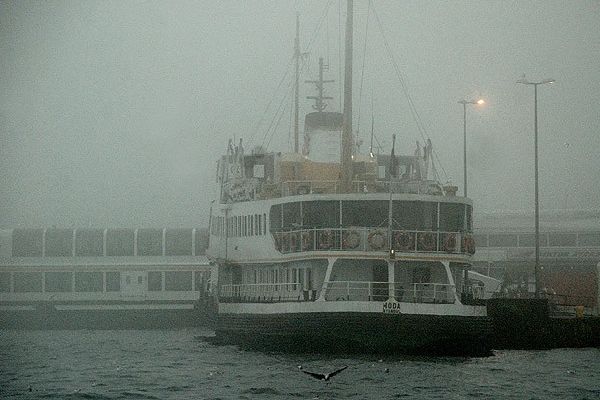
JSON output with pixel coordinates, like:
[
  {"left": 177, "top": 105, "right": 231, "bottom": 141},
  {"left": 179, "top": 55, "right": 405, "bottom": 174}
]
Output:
[
  {"left": 463, "top": 235, "right": 476, "bottom": 254},
  {"left": 318, "top": 230, "right": 333, "bottom": 249},
  {"left": 368, "top": 230, "right": 386, "bottom": 250},
  {"left": 418, "top": 232, "right": 436, "bottom": 251},
  {"left": 393, "top": 231, "right": 413, "bottom": 251},
  {"left": 342, "top": 230, "right": 361, "bottom": 249},
  {"left": 443, "top": 233, "right": 456, "bottom": 252}
]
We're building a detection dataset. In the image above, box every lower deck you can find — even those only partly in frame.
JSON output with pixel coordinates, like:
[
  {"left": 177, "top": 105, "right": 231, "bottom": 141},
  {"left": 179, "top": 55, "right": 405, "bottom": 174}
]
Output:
[{"left": 218, "top": 257, "right": 486, "bottom": 306}]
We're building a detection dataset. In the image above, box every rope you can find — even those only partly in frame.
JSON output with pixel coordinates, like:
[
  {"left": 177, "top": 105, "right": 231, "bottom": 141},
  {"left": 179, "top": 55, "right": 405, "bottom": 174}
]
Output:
[{"left": 371, "top": 1, "right": 448, "bottom": 182}]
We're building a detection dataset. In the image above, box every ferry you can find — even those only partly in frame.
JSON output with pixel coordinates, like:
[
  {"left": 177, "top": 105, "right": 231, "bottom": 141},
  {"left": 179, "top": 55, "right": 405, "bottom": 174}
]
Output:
[
  {"left": 0, "top": 228, "right": 213, "bottom": 329},
  {"left": 206, "top": 1, "right": 491, "bottom": 355}
]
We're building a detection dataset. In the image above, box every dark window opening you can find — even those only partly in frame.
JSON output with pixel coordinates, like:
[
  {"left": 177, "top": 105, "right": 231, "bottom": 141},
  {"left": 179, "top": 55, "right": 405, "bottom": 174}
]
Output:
[
  {"left": 106, "top": 272, "right": 120, "bottom": 292},
  {"left": 12, "top": 229, "right": 43, "bottom": 257},
  {"left": 75, "top": 272, "right": 103, "bottom": 292},
  {"left": 165, "top": 229, "right": 192, "bottom": 256},
  {"left": 137, "top": 229, "right": 163, "bottom": 256},
  {"left": 45, "top": 272, "right": 72, "bottom": 292},
  {"left": 75, "top": 229, "right": 104, "bottom": 256},
  {"left": 106, "top": 229, "right": 134, "bottom": 256},
  {"left": 45, "top": 229, "right": 73, "bottom": 257},
  {"left": 165, "top": 271, "right": 192, "bottom": 291},
  {"left": 14, "top": 272, "right": 42, "bottom": 292}
]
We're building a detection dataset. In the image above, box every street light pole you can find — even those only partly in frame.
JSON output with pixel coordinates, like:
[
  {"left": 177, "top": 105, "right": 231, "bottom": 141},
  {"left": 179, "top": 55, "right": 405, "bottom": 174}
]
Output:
[
  {"left": 517, "top": 77, "right": 555, "bottom": 298},
  {"left": 457, "top": 99, "right": 484, "bottom": 198}
]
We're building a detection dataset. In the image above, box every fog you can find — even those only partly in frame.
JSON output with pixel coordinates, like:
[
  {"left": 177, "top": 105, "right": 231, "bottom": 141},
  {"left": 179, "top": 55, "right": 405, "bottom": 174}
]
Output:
[{"left": 1, "top": 0, "right": 599, "bottom": 229}]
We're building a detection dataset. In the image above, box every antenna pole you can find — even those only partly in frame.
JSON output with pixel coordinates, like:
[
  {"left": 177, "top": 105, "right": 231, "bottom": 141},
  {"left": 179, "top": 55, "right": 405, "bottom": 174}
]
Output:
[
  {"left": 341, "top": 0, "right": 354, "bottom": 192},
  {"left": 294, "top": 13, "right": 300, "bottom": 153}
]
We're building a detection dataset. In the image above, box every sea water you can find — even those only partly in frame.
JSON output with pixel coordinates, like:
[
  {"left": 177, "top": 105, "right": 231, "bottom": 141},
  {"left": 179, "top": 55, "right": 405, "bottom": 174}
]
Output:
[{"left": 1, "top": 329, "right": 598, "bottom": 399}]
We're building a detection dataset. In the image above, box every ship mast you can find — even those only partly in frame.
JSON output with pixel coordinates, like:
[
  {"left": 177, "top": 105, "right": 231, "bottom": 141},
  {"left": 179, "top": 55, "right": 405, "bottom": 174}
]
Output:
[
  {"left": 341, "top": 0, "right": 354, "bottom": 192},
  {"left": 294, "top": 13, "right": 300, "bottom": 153}
]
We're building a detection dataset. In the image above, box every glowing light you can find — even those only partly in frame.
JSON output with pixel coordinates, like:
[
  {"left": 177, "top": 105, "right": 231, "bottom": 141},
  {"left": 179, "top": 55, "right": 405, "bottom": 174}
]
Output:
[{"left": 477, "top": 99, "right": 485, "bottom": 105}]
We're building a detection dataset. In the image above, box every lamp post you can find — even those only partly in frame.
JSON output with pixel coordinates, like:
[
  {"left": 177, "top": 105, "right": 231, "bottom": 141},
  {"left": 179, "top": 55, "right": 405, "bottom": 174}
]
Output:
[
  {"left": 457, "top": 98, "right": 485, "bottom": 197},
  {"left": 517, "top": 77, "right": 555, "bottom": 298}
]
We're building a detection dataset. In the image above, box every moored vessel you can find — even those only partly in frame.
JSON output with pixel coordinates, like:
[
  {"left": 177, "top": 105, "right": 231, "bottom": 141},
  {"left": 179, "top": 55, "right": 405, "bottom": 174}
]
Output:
[{"left": 206, "top": 1, "right": 490, "bottom": 356}]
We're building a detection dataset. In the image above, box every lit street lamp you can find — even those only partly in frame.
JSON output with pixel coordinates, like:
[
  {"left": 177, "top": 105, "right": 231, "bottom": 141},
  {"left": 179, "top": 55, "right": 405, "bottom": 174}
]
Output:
[
  {"left": 517, "top": 77, "right": 555, "bottom": 298},
  {"left": 457, "top": 98, "right": 485, "bottom": 197}
]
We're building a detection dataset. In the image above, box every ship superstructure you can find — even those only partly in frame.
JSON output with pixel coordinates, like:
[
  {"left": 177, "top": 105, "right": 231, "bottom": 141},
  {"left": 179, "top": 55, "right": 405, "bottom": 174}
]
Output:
[{"left": 206, "top": 1, "right": 489, "bottom": 355}]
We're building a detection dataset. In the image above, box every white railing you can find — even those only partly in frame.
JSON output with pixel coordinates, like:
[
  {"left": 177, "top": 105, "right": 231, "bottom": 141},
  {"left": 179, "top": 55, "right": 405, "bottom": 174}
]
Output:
[
  {"left": 220, "top": 281, "right": 456, "bottom": 304},
  {"left": 322, "top": 280, "right": 389, "bottom": 301},
  {"left": 220, "top": 283, "right": 315, "bottom": 302}
]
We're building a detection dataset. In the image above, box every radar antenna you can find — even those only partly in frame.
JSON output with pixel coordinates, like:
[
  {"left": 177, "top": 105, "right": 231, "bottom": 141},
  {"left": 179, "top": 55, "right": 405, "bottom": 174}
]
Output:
[{"left": 305, "top": 57, "right": 334, "bottom": 112}]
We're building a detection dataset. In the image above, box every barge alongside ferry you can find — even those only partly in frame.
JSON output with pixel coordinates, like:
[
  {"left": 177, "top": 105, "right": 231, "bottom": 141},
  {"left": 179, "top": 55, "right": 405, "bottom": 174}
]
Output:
[
  {"left": 206, "top": 1, "right": 491, "bottom": 355},
  {"left": 0, "top": 228, "right": 213, "bottom": 329}
]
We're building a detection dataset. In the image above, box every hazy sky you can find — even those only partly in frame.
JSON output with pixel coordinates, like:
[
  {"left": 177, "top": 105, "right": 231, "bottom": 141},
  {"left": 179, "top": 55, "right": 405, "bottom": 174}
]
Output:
[{"left": 1, "top": 0, "right": 599, "bottom": 228}]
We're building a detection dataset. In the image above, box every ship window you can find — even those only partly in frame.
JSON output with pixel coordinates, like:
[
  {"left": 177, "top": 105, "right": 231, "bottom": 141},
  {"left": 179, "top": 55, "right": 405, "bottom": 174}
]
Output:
[
  {"left": 548, "top": 233, "right": 577, "bottom": 247},
  {"left": 0, "top": 272, "right": 11, "bottom": 292},
  {"left": 165, "top": 271, "right": 192, "bottom": 291},
  {"left": 238, "top": 217, "right": 241, "bottom": 237},
  {"left": 45, "top": 272, "right": 72, "bottom": 292},
  {"left": 282, "top": 202, "right": 301, "bottom": 230},
  {"left": 243, "top": 216, "right": 247, "bottom": 237},
  {"left": 166, "top": 229, "right": 192, "bottom": 256},
  {"left": 148, "top": 271, "right": 162, "bottom": 291},
  {"left": 253, "top": 164, "right": 265, "bottom": 178},
  {"left": 105, "top": 272, "right": 120, "bottom": 291},
  {"left": 12, "top": 229, "right": 43, "bottom": 257},
  {"left": 249, "top": 216, "right": 254, "bottom": 236},
  {"left": 342, "top": 200, "right": 387, "bottom": 228},
  {"left": 14, "top": 272, "right": 42, "bottom": 292},
  {"left": 466, "top": 205, "right": 473, "bottom": 231},
  {"left": 578, "top": 232, "right": 600, "bottom": 246},
  {"left": 45, "top": 229, "right": 73, "bottom": 257},
  {"left": 263, "top": 214, "right": 267, "bottom": 234},
  {"left": 391, "top": 201, "right": 437, "bottom": 231},
  {"left": 75, "top": 229, "right": 104, "bottom": 256},
  {"left": 195, "top": 228, "right": 209, "bottom": 255},
  {"left": 75, "top": 272, "right": 103, "bottom": 292},
  {"left": 106, "top": 229, "right": 134, "bottom": 256},
  {"left": 473, "top": 234, "right": 488, "bottom": 247},
  {"left": 488, "top": 234, "right": 518, "bottom": 247},
  {"left": 137, "top": 229, "right": 163, "bottom": 256},
  {"left": 439, "top": 203, "right": 465, "bottom": 232},
  {"left": 302, "top": 201, "right": 340, "bottom": 228},
  {"left": 269, "top": 205, "right": 281, "bottom": 231},
  {"left": 378, "top": 166, "right": 386, "bottom": 179}
]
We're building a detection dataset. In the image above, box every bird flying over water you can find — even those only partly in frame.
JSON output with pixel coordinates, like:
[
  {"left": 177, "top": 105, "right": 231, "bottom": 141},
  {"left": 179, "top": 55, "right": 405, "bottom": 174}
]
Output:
[{"left": 301, "top": 366, "right": 348, "bottom": 381}]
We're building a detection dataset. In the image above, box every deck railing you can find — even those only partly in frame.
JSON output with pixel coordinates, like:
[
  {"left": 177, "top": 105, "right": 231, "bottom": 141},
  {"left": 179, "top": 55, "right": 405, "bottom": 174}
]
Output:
[
  {"left": 219, "top": 283, "right": 316, "bottom": 303},
  {"left": 271, "top": 227, "right": 474, "bottom": 255},
  {"left": 275, "top": 180, "right": 442, "bottom": 197},
  {"left": 323, "top": 281, "right": 456, "bottom": 304},
  {"left": 220, "top": 281, "right": 456, "bottom": 304}
]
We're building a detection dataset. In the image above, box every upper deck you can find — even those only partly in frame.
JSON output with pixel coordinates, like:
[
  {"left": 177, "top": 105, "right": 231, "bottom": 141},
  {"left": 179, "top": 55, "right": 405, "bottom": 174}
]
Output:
[{"left": 216, "top": 138, "right": 456, "bottom": 204}]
